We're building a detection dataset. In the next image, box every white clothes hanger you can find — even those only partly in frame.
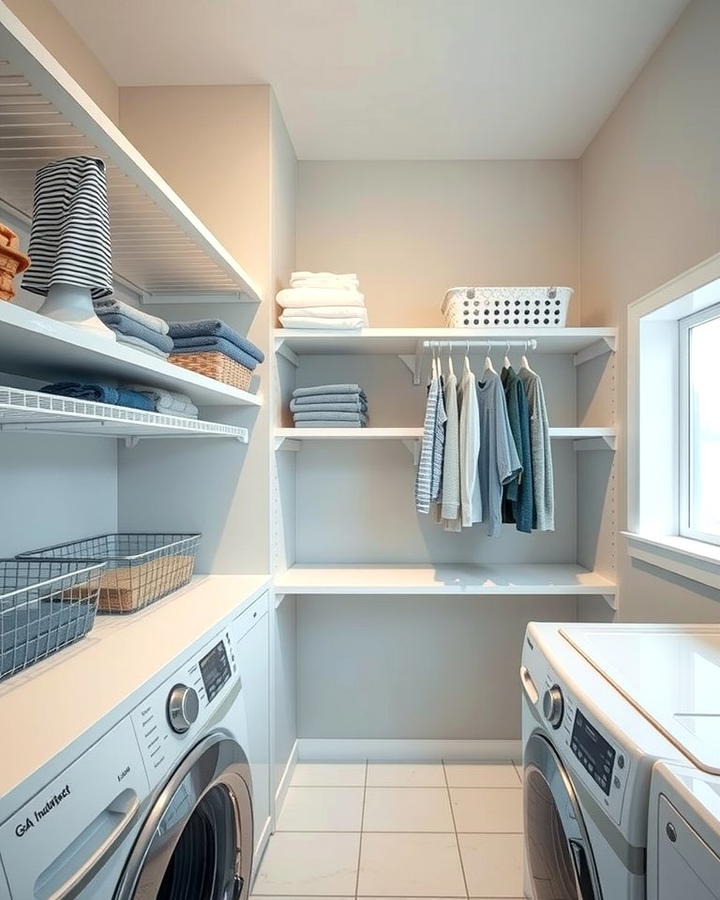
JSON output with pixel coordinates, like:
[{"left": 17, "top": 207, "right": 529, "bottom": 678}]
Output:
[
  {"left": 503, "top": 341, "right": 511, "bottom": 371},
  {"left": 483, "top": 343, "right": 496, "bottom": 374},
  {"left": 521, "top": 341, "right": 536, "bottom": 374},
  {"left": 446, "top": 343, "right": 455, "bottom": 379},
  {"left": 464, "top": 340, "right": 471, "bottom": 374}
]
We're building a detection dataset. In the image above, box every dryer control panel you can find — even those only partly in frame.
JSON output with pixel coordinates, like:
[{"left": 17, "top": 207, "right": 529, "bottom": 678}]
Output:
[
  {"left": 131, "top": 630, "right": 239, "bottom": 782},
  {"left": 547, "top": 675, "right": 630, "bottom": 826}
]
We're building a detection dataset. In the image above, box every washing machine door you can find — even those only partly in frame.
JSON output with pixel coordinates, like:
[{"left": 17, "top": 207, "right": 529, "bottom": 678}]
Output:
[
  {"left": 524, "top": 731, "right": 603, "bottom": 900},
  {"left": 115, "top": 733, "right": 253, "bottom": 900}
]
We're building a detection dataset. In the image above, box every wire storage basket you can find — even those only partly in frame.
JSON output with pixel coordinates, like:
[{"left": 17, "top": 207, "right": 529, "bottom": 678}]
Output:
[
  {"left": 0, "top": 560, "right": 104, "bottom": 680},
  {"left": 17, "top": 534, "right": 201, "bottom": 615},
  {"left": 442, "top": 287, "right": 573, "bottom": 328}
]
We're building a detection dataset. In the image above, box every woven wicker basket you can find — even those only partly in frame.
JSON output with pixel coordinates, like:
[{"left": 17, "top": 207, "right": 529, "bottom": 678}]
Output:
[
  {"left": 0, "top": 223, "right": 30, "bottom": 302},
  {"left": 169, "top": 352, "right": 253, "bottom": 390}
]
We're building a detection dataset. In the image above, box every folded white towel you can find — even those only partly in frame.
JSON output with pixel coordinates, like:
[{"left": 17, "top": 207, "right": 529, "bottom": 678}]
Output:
[
  {"left": 291, "top": 272, "right": 359, "bottom": 290},
  {"left": 280, "top": 305, "right": 369, "bottom": 319},
  {"left": 125, "top": 384, "right": 199, "bottom": 418},
  {"left": 276, "top": 287, "right": 365, "bottom": 309},
  {"left": 279, "top": 312, "right": 368, "bottom": 330}
]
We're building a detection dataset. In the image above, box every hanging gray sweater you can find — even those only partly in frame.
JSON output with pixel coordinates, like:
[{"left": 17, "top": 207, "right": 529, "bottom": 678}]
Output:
[{"left": 518, "top": 366, "right": 555, "bottom": 531}]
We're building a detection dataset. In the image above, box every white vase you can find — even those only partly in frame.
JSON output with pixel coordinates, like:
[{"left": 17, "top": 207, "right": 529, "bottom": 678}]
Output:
[{"left": 37, "top": 283, "right": 116, "bottom": 340}]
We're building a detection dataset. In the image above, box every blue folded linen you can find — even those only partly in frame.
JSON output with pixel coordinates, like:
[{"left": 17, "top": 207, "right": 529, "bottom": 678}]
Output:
[
  {"left": 96, "top": 312, "right": 174, "bottom": 353},
  {"left": 93, "top": 298, "right": 169, "bottom": 335},
  {"left": 40, "top": 382, "right": 155, "bottom": 411},
  {"left": 295, "top": 421, "right": 366, "bottom": 428},
  {"left": 293, "top": 410, "right": 368, "bottom": 423},
  {"left": 168, "top": 320, "right": 265, "bottom": 363},
  {"left": 290, "top": 400, "right": 367, "bottom": 413},
  {"left": 293, "top": 383, "right": 364, "bottom": 398},
  {"left": 291, "top": 393, "right": 367, "bottom": 407},
  {"left": 170, "top": 336, "right": 260, "bottom": 370}
]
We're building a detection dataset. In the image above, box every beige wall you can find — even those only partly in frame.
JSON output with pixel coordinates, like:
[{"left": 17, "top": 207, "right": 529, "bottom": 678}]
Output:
[
  {"left": 6, "top": 0, "right": 118, "bottom": 121},
  {"left": 580, "top": 0, "right": 720, "bottom": 622},
  {"left": 119, "top": 85, "right": 274, "bottom": 575},
  {"left": 297, "top": 160, "right": 580, "bottom": 327}
]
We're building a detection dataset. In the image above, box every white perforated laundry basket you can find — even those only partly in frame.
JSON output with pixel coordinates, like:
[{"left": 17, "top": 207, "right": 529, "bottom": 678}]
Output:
[{"left": 442, "top": 287, "right": 573, "bottom": 328}]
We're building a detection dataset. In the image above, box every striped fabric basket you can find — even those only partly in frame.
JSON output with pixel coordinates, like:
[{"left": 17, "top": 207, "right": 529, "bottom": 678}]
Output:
[{"left": 169, "top": 351, "right": 253, "bottom": 390}]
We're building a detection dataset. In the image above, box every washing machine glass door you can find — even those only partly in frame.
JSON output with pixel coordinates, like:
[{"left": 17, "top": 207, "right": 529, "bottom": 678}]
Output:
[
  {"left": 524, "top": 732, "right": 603, "bottom": 900},
  {"left": 115, "top": 733, "right": 253, "bottom": 900}
]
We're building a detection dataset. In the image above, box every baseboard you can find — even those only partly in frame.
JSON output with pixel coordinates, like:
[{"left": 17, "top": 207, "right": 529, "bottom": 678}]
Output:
[
  {"left": 274, "top": 738, "right": 298, "bottom": 817},
  {"left": 297, "top": 738, "right": 522, "bottom": 762}
]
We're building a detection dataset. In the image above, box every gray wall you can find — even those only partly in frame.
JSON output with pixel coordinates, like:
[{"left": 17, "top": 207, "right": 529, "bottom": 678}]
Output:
[
  {"left": 580, "top": 0, "right": 720, "bottom": 622},
  {"left": 292, "top": 160, "right": 589, "bottom": 738}
]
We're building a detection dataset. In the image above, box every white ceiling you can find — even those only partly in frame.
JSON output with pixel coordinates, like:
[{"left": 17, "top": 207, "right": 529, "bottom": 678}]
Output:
[{"left": 52, "top": 0, "right": 688, "bottom": 160}]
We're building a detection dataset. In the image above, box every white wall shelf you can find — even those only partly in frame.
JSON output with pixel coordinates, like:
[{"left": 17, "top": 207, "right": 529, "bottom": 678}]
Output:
[
  {"left": 0, "top": 386, "right": 249, "bottom": 446},
  {"left": 275, "top": 327, "right": 617, "bottom": 366},
  {"left": 274, "top": 563, "right": 618, "bottom": 609},
  {"left": 0, "top": 303, "right": 262, "bottom": 408},
  {"left": 0, "top": 5, "right": 261, "bottom": 304},
  {"left": 274, "top": 425, "right": 616, "bottom": 451}
]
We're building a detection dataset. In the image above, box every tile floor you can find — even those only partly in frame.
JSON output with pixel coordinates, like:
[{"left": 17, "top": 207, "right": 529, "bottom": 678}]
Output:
[{"left": 253, "top": 760, "right": 524, "bottom": 900}]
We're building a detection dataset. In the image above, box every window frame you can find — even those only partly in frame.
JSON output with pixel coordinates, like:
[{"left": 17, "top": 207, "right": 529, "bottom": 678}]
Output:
[
  {"left": 678, "top": 301, "right": 720, "bottom": 547},
  {"left": 625, "top": 251, "right": 720, "bottom": 592}
]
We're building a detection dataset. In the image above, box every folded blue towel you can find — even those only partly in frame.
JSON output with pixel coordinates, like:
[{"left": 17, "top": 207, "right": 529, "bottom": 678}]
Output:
[
  {"left": 291, "top": 393, "right": 367, "bottom": 407},
  {"left": 293, "top": 410, "right": 368, "bottom": 423},
  {"left": 168, "top": 320, "right": 265, "bottom": 363},
  {"left": 170, "top": 336, "right": 260, "bottom": 370},
  {"left": 40, "top": 383, "right": 155, "bottom": 411},
  {"left": 295, "top": 421, "right": 366, "bottom": 428},
  {"left": 290, "top": 400, "right": 367, "bottom": 413},
  {"left": 96, "top": 312, "right": 174, "bottom": 353},
  {"left": 293, "top": 384, "right": 364, "bottom": 398}
]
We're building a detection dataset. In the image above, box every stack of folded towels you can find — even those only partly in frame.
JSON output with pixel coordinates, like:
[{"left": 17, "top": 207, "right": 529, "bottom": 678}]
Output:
[
  {"left": 168, "top": 319, "right": 265, "bottom": 371},
  {"left": 93, "top": 298, "right": 173, "bottom": 358},
  {"left": 125, "top": 385, "right": 199, "bottom": 419},
  {"left": 276, "top": 272, "right": 368, "bottom": 330},
  {"left": 290, "top": 383, "right": 368, "bottom": 428},
  {"left": 40, "top": 382, "right": 155, "bottom": 412}
]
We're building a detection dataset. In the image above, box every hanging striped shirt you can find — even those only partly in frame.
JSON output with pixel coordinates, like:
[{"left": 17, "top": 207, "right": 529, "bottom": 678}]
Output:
[{"left": 22, "top": 155, "right": 113, "bottom": 300}]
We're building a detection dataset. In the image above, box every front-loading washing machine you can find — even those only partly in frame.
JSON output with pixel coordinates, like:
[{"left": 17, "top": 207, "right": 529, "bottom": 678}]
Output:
[
  {"left": 521, "top": 622, "right": 686, "bottom": 899},
  {"left": 0, "top": 611, "right": 255, "bottom": 899}
]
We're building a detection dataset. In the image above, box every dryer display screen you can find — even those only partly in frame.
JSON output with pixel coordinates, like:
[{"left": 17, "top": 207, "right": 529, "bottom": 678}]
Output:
[
  {"left": 571, "top": 709, "right": 615, "bottom": 796},
  {"left": 200, "top": 641, "right": 231, "bottom": 703}
]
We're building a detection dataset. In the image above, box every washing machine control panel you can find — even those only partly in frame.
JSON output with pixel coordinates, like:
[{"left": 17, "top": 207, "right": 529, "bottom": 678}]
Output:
[
  {"left": 560, "top": 687, "right": 629, "bottom": 825},
  {"left": 131, "top": 630, "right": 239, "bottom": 781}
]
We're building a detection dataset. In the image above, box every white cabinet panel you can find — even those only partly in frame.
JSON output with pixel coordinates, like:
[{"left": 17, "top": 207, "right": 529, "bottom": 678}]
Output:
[{"left": 234, "top": 592, "right": 270, "bottom": 860}]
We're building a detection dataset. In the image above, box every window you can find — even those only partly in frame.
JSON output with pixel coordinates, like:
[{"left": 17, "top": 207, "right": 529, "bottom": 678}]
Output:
[
  {"left": 679, "top": 303, "right": 720, "bottom": 545},
  {"left": 626, "top": 254, "right": 720, "bottom": 591}
]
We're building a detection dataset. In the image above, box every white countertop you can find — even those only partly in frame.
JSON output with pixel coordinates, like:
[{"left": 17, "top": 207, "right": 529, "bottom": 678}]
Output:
[
  {"left": 0, "top": 574, "right": 270, "bottom": 802},
  {"left": 562, "top": 624, "right": 720, "bottom": 775}
]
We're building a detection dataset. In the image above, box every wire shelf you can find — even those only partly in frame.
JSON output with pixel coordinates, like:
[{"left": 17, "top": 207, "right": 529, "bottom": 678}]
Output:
[
  {"left": 0, "top": 386, "right": 249, "bottom": 444},
  {"left": 0, "top": 26, "right": 260, "bottom": 302}
]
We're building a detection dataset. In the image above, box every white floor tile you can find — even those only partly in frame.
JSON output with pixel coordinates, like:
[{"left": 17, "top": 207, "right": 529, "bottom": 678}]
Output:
[
  {"left": 277, "top": 787, "right": 364, "bottom": 832},
  {"left": 459, "top": 833, "right": 524, "bottom": 898},
  {"left": 366, "top": 762, "right": 445, "bottom": 787},
  {"left": 253, "top": 832, "right": 360, "bottom": 896},
  {"left": 450, "top": 787, "right": 523, "bottom": 833},
  {"left": 358, "top": 833, "right": 466, "bottom": 897},
  {"left": 291, "top": 762, "right": 367, "bottom": 787},
  {"left": 444, "top": 761, "right": 521, "bottom": 788},
  {"left": 363, "top": 787, "right": 454, "bottom": 832}
]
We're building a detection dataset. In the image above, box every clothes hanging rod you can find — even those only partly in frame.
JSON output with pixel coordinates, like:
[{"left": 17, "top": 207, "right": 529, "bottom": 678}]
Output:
[{"left": 422, "top": 339, "right": 538, "bottom": 350}]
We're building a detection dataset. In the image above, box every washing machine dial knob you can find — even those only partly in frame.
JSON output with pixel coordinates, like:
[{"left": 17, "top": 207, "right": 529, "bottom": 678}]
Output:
[
  {"left": 167, "top": 684, "right": 199, "bottom": 734},
  {"left": 543, "top": 685, "right": 564, "bottom": 729}
]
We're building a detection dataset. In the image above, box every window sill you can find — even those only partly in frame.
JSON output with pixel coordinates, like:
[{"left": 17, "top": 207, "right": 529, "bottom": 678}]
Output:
[{"left": 622, "top": 532, "right": 720, "bottom": 591}]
